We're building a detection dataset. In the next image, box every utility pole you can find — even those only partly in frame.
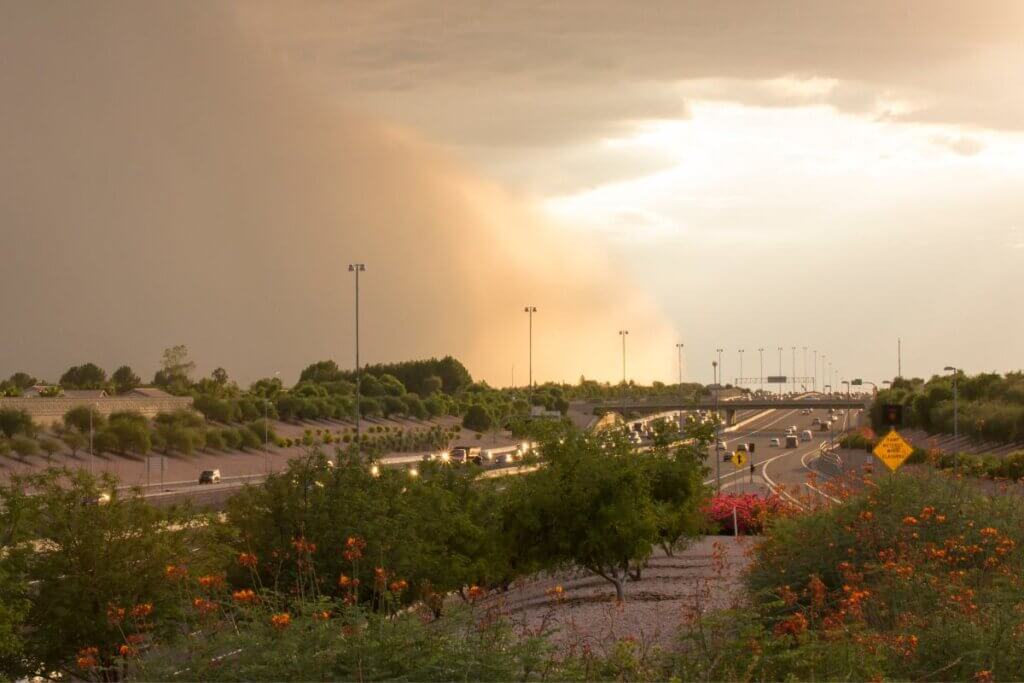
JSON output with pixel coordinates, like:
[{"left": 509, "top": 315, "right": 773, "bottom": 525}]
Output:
[
  {"left": 738, "top": 349, "right": 744, "bottom": 388},
  {"left": 716, "top": 348, "right": 724, "bottom": 387},
  {"left": 802, "top": 347, "right": 808, "bottom": 390},
  {"left": 348, "top": 263, "right": 366, "bottom": 460},
  {"left": 945, "top": 366, "right": 959, "bottom": 470}
]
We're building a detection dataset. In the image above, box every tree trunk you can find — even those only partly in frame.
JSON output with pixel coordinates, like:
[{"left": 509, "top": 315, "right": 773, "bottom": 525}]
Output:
[
  {"left": 629, "top": 562, "right": 642, "bottom": 581},
  {"left": 612, "top": 576, "right": 625, "bottom": 601}
]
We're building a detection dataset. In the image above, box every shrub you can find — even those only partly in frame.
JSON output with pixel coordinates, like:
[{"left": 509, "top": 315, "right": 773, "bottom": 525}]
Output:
[
  {"left": 220, "top": 428, "right": 242, "bottom": 451},
  {"left": 0, "top": 409, "right": 36, "bottom": 438},
  {"left": 702, "top": 493, "right": 790, "bottom": 534},
  {"left": 37, "top": 437, "right": 61, "bottom": 460},
  {"left": 247, "top": 419, "right": 277, "bottom": 445},
  {"left": 204, "top": 429, "right": 225, "bottom": 451},
  {"left": 10, "top": 436, "right": 39, "bottom": 457},
  {"left": 238, "top": 427, "right": 261, "bottom": 451},
  {"left": 462, "top": 405, "right": 493, "bottom": 432},
  {"left": 92, "top": 430, "right": 119, "bottom": 455}
]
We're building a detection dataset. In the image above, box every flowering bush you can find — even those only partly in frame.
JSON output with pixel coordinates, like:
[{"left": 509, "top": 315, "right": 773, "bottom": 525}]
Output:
[{"left": 702, "top": 493, "right": 789, "bottom": 534}]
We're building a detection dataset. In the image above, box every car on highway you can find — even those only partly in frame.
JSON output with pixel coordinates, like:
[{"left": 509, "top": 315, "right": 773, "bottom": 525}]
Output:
[
  {"left": 451, "top": 446, "right": 483, "bottom": 465},
  {"left": 716, "top": 440, "right": 728, "bottom": 450},
  {"left": 198, "top": 469, "right": 221, "bottom": 484},
  {"left": 812, "top": 417, "right": 821, "bottom": 425},
  {"left": 819, "top": 420, "right": 832, "bottom": 431},
  {"left": 769, "top": 437, "right": 781, "bottom": 447},
  {"left": 736, "top": 443, "right": 750, "bottom": 453},
  {"left": 785, "top": 435, "right": 799, "bottom": 449},
  {"left": 801, "top": 408, "right": 811, "bottom": 415},
  {"left": 800, "top": 430, "right": 813, "bottom": 442}
]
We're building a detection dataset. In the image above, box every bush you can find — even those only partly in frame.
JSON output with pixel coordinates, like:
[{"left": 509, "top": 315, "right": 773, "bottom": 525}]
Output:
[
  {"left": 193, "top": 395, "right": 236, "bottom": 423},
  {"left": 37, "top": 437, "right": 62, "bottom": 459},
  {"left": 238, "top": 427, "right": 261, "bottom": 451},
  {"left": 10, "top": 435, "right": 39, "bottom": 457},
  {"left": 204, "top": 429, "right": 225, "bottom": 451},
  {"left": 702, "top": 493, "right": 789, "bottom": 534},
  {"left": 246, "top": 419, "right": 277, "bottom": 446},
  {"left": 0, "top": 409, "right": 36, "bottom": 438},
  {"left": 462, "top": 405, "right": 493, "bottom": 432},
  {"left": 220, "top": 428, "right": 242, "bottom": 451},
  {"left": 107, "top": 419, "right": 152, "bottom": 455}
]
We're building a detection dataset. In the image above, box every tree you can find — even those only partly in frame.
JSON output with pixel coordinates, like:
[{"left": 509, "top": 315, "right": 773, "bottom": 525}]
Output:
[
  {"left": 110, "top": 365, "right": 141, "bottom": 394},
  {"left": 62, "top": 406, "right": 103, "bottom": 435},
  {"left": 211, "top": 367, "right": 229, "bottom": 387},
  {"left": 153, "top": 345, "right": 195, "bottom": 394},
  {"left": 424, "top": 395, "right": 445, "bottom": 419},
  {"left": 503, "top": 429, "right": 658, "bottom": 600},
  {"left": 7, "top": 372, "right": 37, "bottom": 390},
  {"left": 421, "top": 375, "right": 443, "bottom": 396},
  {"left": 299, "top": 360, "right": 343, "bottom": 384},
  {"left": 0, "top": 469, "right": 221, "bottom": 679},
  {"left": 37, "top": 438, "right": 61, "bottom": 461},
  {"left": 10, "top": 436, "right": 39, "bottom": 458},
  {"left": 0, "top": 409, "right": 35, "bottom": 439},
  {"left": 382, "top": 395, "right": 406, "bottom": 418},
  {"left": 59, "top": 430, "right": 86, "bottom": 457},
  {"left": 58, "top": 363, "right": 107, "bottom": 390},
  {"left": 462, "top": 404, "right": 493, "bottom": 432},
  {"left": 107, "top": 417, "right": 152, "bottom": 455}
]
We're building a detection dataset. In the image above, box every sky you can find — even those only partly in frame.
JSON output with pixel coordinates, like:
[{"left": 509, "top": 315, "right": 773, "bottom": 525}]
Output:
[{"left": 1, "top": 2, "right": 1022, "bottom": 388}]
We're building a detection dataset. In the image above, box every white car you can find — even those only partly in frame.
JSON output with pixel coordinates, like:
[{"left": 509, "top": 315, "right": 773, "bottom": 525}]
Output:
[
  {"left": 770, "top": 438, "right": 780, "bottom": 447},
  {"left": 812, "top": 417, "right": 821, "bottom": 426},
  {"left": 716, "top": 440, "right": 728, "bottom": 450},
  {"left": 800, "top": 430, "right": 813, "bottom": 442}
]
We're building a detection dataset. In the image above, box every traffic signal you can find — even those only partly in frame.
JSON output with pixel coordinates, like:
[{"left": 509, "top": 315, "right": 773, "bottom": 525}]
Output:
[
  {"left": 748, "top": 442, "right": 756, "bottom": 453},
  {"left": 882, "top": 404, "right": 903, "bottom": 427}
]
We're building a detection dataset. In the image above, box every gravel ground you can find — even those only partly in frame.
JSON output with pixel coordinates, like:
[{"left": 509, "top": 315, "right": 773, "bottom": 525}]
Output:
[{"left": 468, "top": 536, "right": 755, "bottom": 655}]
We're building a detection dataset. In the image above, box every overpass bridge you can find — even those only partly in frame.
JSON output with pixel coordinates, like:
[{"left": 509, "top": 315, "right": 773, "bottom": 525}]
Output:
[{"left": 592, "top": 396, "right": 870, "bottom": 426}]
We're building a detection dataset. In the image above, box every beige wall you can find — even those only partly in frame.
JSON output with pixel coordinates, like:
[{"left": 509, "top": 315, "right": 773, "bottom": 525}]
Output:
[{"left": 0, "top": 396, "right": 194, "bottom": 427}]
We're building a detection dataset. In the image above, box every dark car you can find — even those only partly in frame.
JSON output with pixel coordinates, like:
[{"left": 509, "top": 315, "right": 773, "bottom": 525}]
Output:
[{"left": 198, "top": 469, "right": 221, "bottom": 484}]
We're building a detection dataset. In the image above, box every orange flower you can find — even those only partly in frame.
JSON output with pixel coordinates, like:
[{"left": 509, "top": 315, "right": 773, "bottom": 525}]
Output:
[
  {"left": 130, "top": 603, "right": 153, "bottom": 619},
  {"left": 546, "top": 585, "right": 566, "bottom": 602},
  {"left": 118, "top": 644, "right": 136, "bottom": 657},
  {"left": 270, "top": 612, "right": 292, "bottom": 630},
  {"left": 980, "top": 527, "right": 999, "bottom": 538},
  {"left": 198, "top": 574, "right": 225, "bottom": 590},
  {"left": 374, "top": 566, "right": 389, "bottom": 587},
  {"left": 165, "top": 564, "right": 188, "bottom": 581},
  {"left": 903, "top": 516, "right": 918, "bottom": 526},
  {"left": 291, "top": 537, "right": 317, "bottom": 554},
  {"left": 232, "top": 589, "right": 257, "bottom": 604},
  {"left": 389, "top": 579, "right": 409, "bottom": 593},
  {"left": 774, "top": 611, "right": 808, "bottom": 636},
  {"left": 237, "top": 552, "right": 258, "bottom": 568},
  {"left": 859, "top": 511, "right": 874, "bottom": 522},
  {"left": 107, "top": 604, "right": 126, "bottom": 625},
  {"left": 935, "top": 514, "right": 947, "bottom": 523},
  {"left": 974, "top": 670, "right": 993, "bottom": 682},
  {"left": 192, "top": 597, "right": 217, "bottom": 616},
  {"left": 343, "top": 536, "right": 366, "bottom": 561},
  {"left": 467, "top": 585, "right": 486, "bottom": 601},
  {"left": 808, "top": 575, "right": 827, "bottom": 609},
  {"left": 313, "top": 610, "right": 331, "bottom": 621},
  {"left": 778, "top": 585, "right": 798, "bottom": 607}
]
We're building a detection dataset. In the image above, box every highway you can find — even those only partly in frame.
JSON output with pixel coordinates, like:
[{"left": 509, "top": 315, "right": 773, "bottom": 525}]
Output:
[{"left": 699, "top": 405, "right": 858, "bottom": 505}]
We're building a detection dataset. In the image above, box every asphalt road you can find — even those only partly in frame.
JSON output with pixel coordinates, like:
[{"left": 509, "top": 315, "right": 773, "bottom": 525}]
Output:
[{"left": 704, "top": 406, "right": 858, "bottom": 504}]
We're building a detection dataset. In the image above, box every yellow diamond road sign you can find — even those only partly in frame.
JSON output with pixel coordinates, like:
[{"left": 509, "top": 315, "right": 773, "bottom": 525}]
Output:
[
  {"left": 733, "top": 450, "right": 747, "bottom": 468},
  {"left": 872, "top": 430, "right": 914, "bottom": 471}
]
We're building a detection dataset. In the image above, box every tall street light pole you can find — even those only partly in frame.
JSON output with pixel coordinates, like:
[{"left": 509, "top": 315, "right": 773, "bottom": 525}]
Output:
[
  {"left": 675, "top": 343, "right": 684, "bottom": 393},
  {"left": 738, "top": 349, "right": 744, "bottom": 388},
  {"left": 716, "top": 348, "right": 724, "bottom": 387},
  {"left": 348, "top": 263, "right": 366, "bottom": 460},
  {"left": 619, "top": 330, "right": 629, "bottom": 387},
  {"left": 524, "top": 306, "right": 537, "bottom": 402},
  {"left": 791, "top": 346, "right": 796, "bottom": 394},
  {"left": 777, "top": 347, "right": 783, "bottom": 397},
  {"left": 802, "top": 347, "right": 808, "bottom": 390},
  {"left": 713, "top": 360, "right": 720, "bottom": 492},
  {"left": 813, "top": 349, "right": 818, "bottom": 392},
  {"left": 758, "top": 347, "right": 764, "bottom": 394}
]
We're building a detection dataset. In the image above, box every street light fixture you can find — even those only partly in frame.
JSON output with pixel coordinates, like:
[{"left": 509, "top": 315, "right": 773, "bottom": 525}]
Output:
[
  {"left": 348, "top": 263, "right": 366, "bottom": 460},
  {"left": 716, "top": 348, "right": 724, "bottom": 387}
]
